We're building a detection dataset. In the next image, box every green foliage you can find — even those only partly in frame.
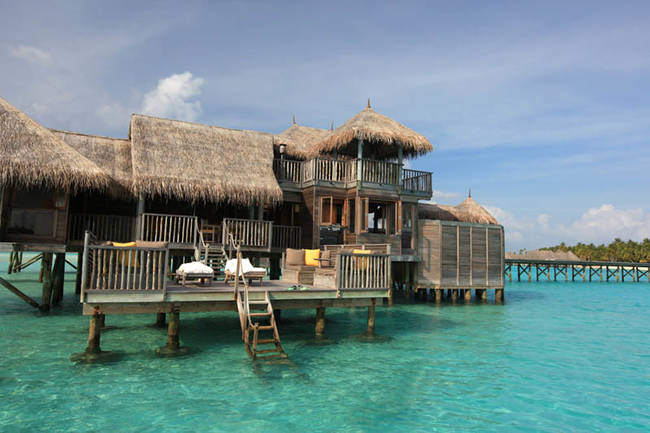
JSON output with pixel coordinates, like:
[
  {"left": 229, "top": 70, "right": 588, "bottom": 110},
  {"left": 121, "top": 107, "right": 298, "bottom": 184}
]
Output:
[{"left": 540, "top": 239, "right": 650, "bottom": 262}]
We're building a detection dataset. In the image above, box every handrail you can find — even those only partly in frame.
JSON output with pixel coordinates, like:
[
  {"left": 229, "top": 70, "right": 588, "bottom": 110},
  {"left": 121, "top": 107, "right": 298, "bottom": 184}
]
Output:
[
  {"left": 336, "top": 252, "right": 391, "bottom": 290},
  {"left": 80, "top": 230, "right": 170, "bottom": 300},
  {"left": 140, "top": 213, "right": 197, "bottom": 245}
]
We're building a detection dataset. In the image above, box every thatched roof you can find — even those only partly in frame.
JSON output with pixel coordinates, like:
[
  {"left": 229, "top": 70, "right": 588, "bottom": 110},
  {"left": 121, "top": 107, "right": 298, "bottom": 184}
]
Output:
[
  {"left": 129, "top": 114, "right": 282, "bottom": 205},
  {"left": 51, "top": 129, "right": 133, "bottom": 196},
  {"left": 0, "top": 97, "right": 108, "bottom": 191},
  {"left": 419, "top": 194, "right": 498, "bottom": 225},
  {"left": 274, "top": 120, "right": 331, "bottom": 159},
  {"left": 310, "top": 100, "right": 433, "bottom": 159}
]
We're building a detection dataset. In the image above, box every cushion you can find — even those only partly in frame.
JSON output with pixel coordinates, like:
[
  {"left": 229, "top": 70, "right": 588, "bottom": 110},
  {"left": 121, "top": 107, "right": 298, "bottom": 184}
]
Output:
[
  {"left": 304, "top": 249, "right": 320, "bottom": 266},
  {"left": 352, "top": 249, "right": 371, "bottom": 270},
  {"left": 286, "top": 248, "right": 305, "bottom": 266},
  {"left": 225, "top": 258, "right": 267, "bottom": 276},
  {"left": 112, "top": 241, "right": 136, "bottom": 247},
  {"left": 178, "top": 261, "right": 214, "bottom": 275},
  {"left": 135, "top": 241, "right": 168, "bottom": 248}
]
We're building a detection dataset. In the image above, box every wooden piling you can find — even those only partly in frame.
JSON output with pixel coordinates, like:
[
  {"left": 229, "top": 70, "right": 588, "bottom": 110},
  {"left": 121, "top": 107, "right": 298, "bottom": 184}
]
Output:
[
  {"left": 315, "top": 306, "right": 326, "bottom": 336},
  {"left": 495, "top": 289, "right": 504, "bottom": 303},
  {"left": 481, "top": 289, "right": 487, "bottom": 301},
  {"left": 367, "top": 299, "right": 376, "bottom": 334},
  {"left": 451, "top": 289, "right": 458, "bottom": 303},
  {"left": 40, "top": 253, "right": 53, "bottom": 312},
  {"left": 52, "top": 253, "right": 65, "bottom": 305},
  {"left": 434, "top": 289, "right": 442, "bottom": 303},
  {"left": 464, "top": 289, "right": 471, "bottom": 302},
  {"left": 86, "top": 311, "right": 102, "bottom": 353},
  {"left": 166, "top": 310, "right": 180, "bottom": 351},
  {"left": 75, "top": 252, "right": 83, "bottom": 295}
]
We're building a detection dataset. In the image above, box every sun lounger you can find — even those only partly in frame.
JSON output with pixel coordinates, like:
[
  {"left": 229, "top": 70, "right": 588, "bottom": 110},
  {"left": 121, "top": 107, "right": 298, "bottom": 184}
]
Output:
[
  {"left": 224, "top": 258, "right": 267, "bottom": 286},
  {"left": 175, "top": 261, "right": 214, "bottom": 286}
]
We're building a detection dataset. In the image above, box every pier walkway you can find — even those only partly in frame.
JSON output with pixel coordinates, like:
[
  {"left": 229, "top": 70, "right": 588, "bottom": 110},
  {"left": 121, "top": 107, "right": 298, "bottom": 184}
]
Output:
[{"left": 504, "top": 259, "right": 650, "bottom": 282}]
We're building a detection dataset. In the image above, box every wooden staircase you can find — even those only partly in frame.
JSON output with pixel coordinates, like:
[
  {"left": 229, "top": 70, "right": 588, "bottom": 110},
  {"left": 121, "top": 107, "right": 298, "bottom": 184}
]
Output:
[{"left": 195, "top": 244, "right": 229, "bottom": 279}]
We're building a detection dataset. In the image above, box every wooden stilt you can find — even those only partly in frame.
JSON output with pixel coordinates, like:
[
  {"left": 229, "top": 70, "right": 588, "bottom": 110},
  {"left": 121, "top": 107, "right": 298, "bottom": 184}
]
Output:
[
  {"left": 40, "top": 253, "right": 53, "bottom": 312},
  {"left": 7, "top": 251, "right": 13, "bottom": 274},
  {"left": 86, "top": 311, "right": 102, "bottom": 353},
  {"left": 464, "top": 288, "right": 471, "bottom": 302},
  {"left": 156, "top": 312, "right": 166, "bottom": 327},
  {"left": 166, "top": 310, "right": 180, "bottom": 351},
  {"left": 481, "top": 289, "right": 487, "bottom": 301},
  {"left": 315, "top": 306, "right": 326, "bottom": 336},
  {"left": 52, "top": 253, "right": 65, "bottom": 305},
  {"left": 434, "top": 289, "right": 442, "bottom": 303},
  {"left": 495, "top": 289, "right": 504, "bottom": 303},
  {"left": 38, "top": 255, "right": 45, "bottom": 282},
  {"left": 367, "top": 299, "right": 376, "bottom": 334},
  {"left": 75, "top": 252, "right": 83, "bottom": 295},
  {"left": 451, "top": 289, "right": 458, "bottom": 303}
]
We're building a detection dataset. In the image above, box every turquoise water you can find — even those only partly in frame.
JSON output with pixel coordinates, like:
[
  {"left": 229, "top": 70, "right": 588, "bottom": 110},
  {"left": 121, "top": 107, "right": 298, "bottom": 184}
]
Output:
[{"left": 1, "top": 253, "right": 648, "bottom": 432}]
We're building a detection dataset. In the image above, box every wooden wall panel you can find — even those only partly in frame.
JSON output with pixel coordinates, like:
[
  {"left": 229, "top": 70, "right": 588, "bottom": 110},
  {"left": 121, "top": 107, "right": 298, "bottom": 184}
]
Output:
[{"left": 471, "top": 226, "right": 487, "bottom": 286}]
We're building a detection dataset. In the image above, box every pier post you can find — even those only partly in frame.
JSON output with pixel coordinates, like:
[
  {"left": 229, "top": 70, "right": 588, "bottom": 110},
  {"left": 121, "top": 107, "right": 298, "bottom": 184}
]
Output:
[
  {"left": 495, "top": 289, "right": 504, "bottom": 304},
  {"left": 86, "top": 311, "right": 102, "bottom": 353},
  {"left": 367, "top": 299, "right": 376, "bottom": 334},
  {"left": 155, "top": 312, "right": 166, "bottom": 327},
  {"left": 451, "top": 289, "right": 458, "bottom": 303},
  {"left": 166, "top": 310, "right": 180, "bottom": 351},
  {"left": 52, "top": 253, "right": 65, "bottom": 306},
  {"left": 464, "top": 289, "right": 471, "bottom": 302},
  {"left": 434, "top": 289, "right": 442, "bottom": 303},
  {"left": 481, "top": 289, "right": 487, "bottom": 301},
  {"left": 315, "top": 306, "right": 326, "bottom": 336},
  {"left": 40, "top": 253, "right": 53, "bottom": 311},
  {"left": 75, "top": 252, "right": 83, "bottom": 295}
]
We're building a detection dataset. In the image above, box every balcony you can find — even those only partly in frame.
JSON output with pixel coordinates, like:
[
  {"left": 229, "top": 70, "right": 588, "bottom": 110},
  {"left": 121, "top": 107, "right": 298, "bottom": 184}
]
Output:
[{"left": 273, "top": 158, "right": 432, "bottom": 196}]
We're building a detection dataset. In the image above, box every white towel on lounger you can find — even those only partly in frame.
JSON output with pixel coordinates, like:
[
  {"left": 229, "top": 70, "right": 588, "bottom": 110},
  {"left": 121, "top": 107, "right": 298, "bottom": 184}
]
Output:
[
  {"left": 177, "top": 261, "right": 214, "bottom": 276},
  {"left": 225, "top": 258, "right": 267, "bottom": 276}
]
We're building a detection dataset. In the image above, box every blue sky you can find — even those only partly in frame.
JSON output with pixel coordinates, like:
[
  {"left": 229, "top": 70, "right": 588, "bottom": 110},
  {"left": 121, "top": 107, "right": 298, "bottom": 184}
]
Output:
[{"left": 1, "top": 0, "right": 649, "bottom": 250}]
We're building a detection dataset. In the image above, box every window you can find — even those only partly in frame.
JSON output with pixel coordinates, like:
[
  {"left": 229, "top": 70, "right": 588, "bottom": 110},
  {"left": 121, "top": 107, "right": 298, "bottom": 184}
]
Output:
[{"left": 320, "top": 196, "right": 333, "bottom": 225}]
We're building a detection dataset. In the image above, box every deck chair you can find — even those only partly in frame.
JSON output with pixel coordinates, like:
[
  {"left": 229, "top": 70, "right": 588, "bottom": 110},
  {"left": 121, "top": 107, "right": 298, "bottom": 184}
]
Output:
[{"left": 224, "top": 258, "right": 267, "bottom": 286}]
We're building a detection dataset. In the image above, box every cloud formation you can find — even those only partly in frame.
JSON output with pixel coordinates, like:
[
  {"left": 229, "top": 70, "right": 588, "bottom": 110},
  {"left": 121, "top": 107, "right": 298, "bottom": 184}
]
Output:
[
  {"left": 10, "top": 44, "right": 52, "bottom": 65},
  {"left": 485, "top": 204, "right": 650, "bottom": 251},
  {"left": 141, "top": 72, "right": 204, "bottom": 121}
]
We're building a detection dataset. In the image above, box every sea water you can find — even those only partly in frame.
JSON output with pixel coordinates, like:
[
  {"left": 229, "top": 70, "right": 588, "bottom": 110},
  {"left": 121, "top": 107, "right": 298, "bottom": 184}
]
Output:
[{"left": 0, "top": 253, "right": 648, "bottom": 432}]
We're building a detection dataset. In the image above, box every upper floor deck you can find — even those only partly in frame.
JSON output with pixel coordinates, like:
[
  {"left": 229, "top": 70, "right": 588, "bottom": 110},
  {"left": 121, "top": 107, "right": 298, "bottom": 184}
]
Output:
[{"left": 273, "top": 158, "right": 432, "bottom": 198}]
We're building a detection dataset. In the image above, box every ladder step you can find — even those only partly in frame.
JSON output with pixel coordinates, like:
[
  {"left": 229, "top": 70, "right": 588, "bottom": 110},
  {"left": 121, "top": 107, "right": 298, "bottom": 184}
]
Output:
[
  {"left": 249, "top": 312, "right": 271, "bottom": 317},
  {"left": 257, "top": 325, "right": 274, "bottom": 330},
  {"left": 249, "top": 301, "right": 269, "bottom": 305},
  {"left": 256, "top": 338, "right": 277, "bottom": 344},
  {"left": 255, "top": 348, "right": 282, "bottom": 354}
]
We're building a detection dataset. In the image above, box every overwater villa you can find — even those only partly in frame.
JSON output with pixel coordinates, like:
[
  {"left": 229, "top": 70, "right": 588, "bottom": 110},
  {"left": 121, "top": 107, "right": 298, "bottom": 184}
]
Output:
[{"left": 0, "top": 96, "right": 504, "bottom": 359}]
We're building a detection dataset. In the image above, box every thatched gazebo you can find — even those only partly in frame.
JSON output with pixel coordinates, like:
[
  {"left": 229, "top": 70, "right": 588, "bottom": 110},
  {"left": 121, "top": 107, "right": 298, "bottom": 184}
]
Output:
[
  {"left": 310, "top": 100, "right": 433, "bottom": 160},
  {"left": 51, "top": 129, "right": 133, "bottom": 196},
  {"left": 274, "top": 118, "right": 331, "bottom": 160},
  {"left": 418, "top": 193, "right": 498, "bottom": 225},
  {"left": 129, "top": 114, "right": 283, "bottom": 205},
  {"left": 0, "top": 97, "right": 108, "bottom": 191}
]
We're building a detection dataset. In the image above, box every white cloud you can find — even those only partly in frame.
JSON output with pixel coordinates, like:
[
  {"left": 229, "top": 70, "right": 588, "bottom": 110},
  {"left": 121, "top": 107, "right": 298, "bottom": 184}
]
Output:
[
  {"left": 141, "top": 72, "right": 204, "bottom": 121},
  {"left": 10, "top": 44, "right": 52, "bottom": 65},
  {"left": 485, "top": 204, "right": 650, "bottom": 251},
  {"left": 430, "top": 190, "right": 460, "bottom": 201}
]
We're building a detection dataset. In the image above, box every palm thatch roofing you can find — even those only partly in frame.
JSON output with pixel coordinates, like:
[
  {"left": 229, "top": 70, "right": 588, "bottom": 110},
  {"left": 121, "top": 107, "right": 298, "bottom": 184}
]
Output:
[
  {"left": 129, "top": 114, "right": 282, "bottom": 205},
  {"left": 51, "top": 129, "right": 133, "bottom": 196},
  {"left": 310, "top": 101, "right": 433, "bottom": 159},
  {"left": 0, "top": 97, "right": 108, "bottom": 191},
  {"left": 274, "top": 120, "right": 331, "bottom": 160},
  {"left": 419, "top": 195, "right": 498, "bottom": 225}
]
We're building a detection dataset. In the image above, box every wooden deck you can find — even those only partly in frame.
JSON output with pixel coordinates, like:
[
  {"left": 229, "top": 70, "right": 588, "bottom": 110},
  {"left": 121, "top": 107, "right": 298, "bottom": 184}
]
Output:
[{"left": 82, "top": 279, "right": 388, "bottom": 315}]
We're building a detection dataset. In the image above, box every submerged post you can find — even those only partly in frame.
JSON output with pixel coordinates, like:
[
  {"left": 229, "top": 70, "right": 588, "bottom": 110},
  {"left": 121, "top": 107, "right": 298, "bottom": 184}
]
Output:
[
  {"left": 167, "top": 310, "right": 180, "bottom": 351},
  {"left": 464, "top": 289, "right": 471, "bottom": 302},
  {"left": 495, "top": 289, "right": 504, "bottom": 304},
  {"left": 367, "top": 299, "right": 376, "bottom": 334},
  {"left": 315, "top": 306, "right": 326, "bottom": 336},
  {"left": 52, "top": 253, "right": 65, "bottom": 305},
  {"left": 40, "top": 252, "right": 53, "bottom": 311},
  {"left": 86, "top": 310, "right": 102, "bottom": 353}
]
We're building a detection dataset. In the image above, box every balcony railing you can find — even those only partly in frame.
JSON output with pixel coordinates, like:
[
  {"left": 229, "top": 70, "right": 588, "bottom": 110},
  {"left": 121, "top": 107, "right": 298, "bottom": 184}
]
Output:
[
  {"left": 273, "top": 157, "right": 431, "bottom": 194},
  {"left": 140, "top": 213, "right": 198, "bottom": 245},
  {"left": 272, "top": 225, "right": 302, "bottom": 250},
  {"left": 68, "top": 214, "right": 135, "bottom": 243}
]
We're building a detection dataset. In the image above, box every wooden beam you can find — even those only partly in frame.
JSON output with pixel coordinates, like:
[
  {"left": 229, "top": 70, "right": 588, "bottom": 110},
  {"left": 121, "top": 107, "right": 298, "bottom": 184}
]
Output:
[{"left": 0, "top": 276, "right": 40, "bottom": 309}]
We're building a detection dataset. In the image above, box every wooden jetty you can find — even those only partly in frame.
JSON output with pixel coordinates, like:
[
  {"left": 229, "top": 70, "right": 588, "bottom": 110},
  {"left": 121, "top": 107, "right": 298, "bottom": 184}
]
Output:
[{"left": 504, "top": 259, "right": 650, "bottom": 283}]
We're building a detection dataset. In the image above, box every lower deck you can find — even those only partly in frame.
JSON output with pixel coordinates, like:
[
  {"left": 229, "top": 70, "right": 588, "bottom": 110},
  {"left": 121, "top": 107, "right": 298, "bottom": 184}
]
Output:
[{"left": 83, "top": 279, "right": 388, "bottom": 315}]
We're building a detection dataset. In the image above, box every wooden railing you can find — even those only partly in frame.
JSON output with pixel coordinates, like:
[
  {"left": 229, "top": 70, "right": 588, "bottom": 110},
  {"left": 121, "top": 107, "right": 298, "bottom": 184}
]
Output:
[
  {"left": 273, "top": 158, "right": 431, "bottom": 194},
  {"left": 140, "top": 213, "right": 197, "bottom": 245},
  {"left": 402, "top": 169, "right": 432, "bottom": 193},
  {"left": 272, "top": 225, "right": 302, "bottom": 250},
  {"left": 80, "top": 232, "right": 169, "bottom": 301},
  {"left": 68, "top": 214, "right": 134, "bottom": 243},
  {"left": 273, "top": 159, "right": 302, "bottom": 183},
  {"left": 361, "top": 159, "right": 401, "bottom": 185},
  {"left": 222, "top": 218, "right": 272, "bottom": 250},
  {"left": 324, "top": 243, "right": 392, "bottom": 255},
  {"left": 336, "top": 252, "right": 391, "bottom": 289}
]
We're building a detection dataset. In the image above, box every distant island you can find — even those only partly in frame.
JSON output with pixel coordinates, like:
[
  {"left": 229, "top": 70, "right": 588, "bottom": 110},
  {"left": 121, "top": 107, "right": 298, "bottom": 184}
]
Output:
[{"left": 509, "top": 239, "right": 650, "bottom": 263}]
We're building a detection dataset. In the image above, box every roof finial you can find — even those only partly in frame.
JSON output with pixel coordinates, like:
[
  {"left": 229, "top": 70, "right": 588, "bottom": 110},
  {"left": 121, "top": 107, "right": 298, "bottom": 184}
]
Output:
[
  {"left": 292, "top": 115, "right": 296, "bottom": 125},
  {"left": 330, "top": 121, "right": 334, "bottom": 131},
  {"left": 468, "top": 188, "right": 472, "bottom": 198},
  {"left": 367, "top": 98, "right": 371, "bottom": 109}
]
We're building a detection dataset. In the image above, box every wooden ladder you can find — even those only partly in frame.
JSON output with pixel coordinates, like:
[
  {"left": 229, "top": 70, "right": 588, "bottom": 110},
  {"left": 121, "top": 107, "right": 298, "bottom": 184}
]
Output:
[{"left": 232, "top": 241, "right": 285, "bottom": 360}]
